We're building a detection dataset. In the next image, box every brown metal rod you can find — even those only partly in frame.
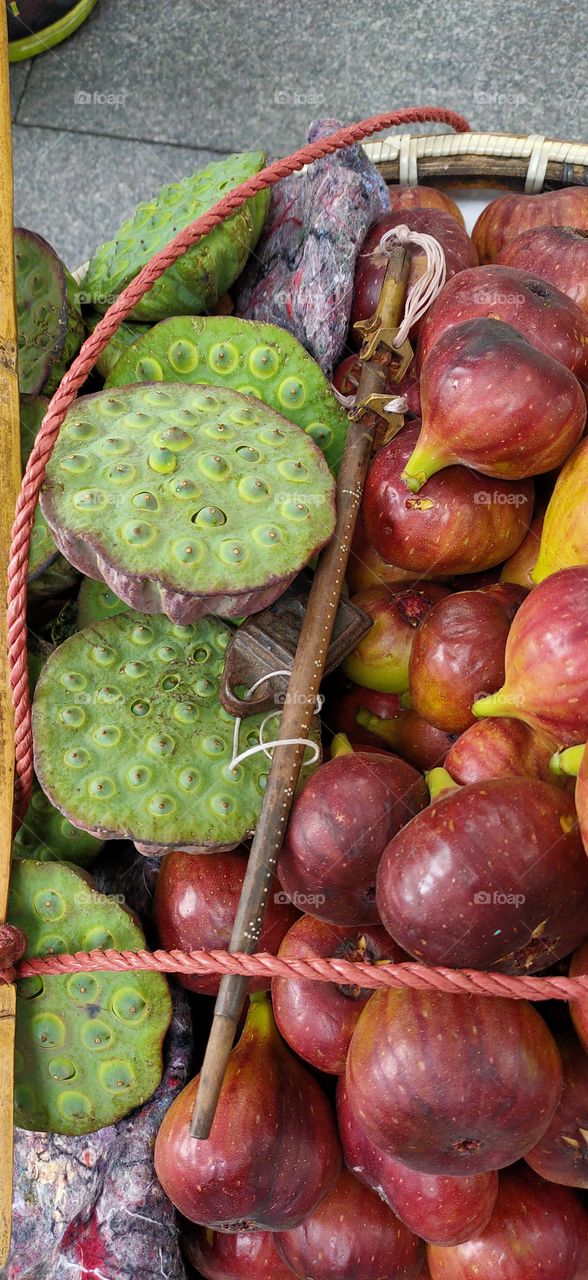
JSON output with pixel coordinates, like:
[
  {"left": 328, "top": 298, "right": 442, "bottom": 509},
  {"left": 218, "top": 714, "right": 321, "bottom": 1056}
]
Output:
[{"left": 191, "top": 245, "right": 410, "bottom": 1139}]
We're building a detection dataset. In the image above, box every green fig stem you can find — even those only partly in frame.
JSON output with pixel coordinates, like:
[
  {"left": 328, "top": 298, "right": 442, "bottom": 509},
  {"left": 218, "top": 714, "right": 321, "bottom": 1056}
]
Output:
[
  {"left": 245, "top": 991, "right": 276, "bottom": 1039},
  {"left": 331, "top": 733, "right": 355, "bottom": 758},
  {"left": 550, "top": 744, "right": 586, "bottom": 779},
  {"left": 471, "top": 689, "right": 518, "bottom": 720},
  {"left": 401, "top": 443, "right": 444, "bottom": 493},
  {"left": 426, "top": 766, "right": 459, "bottom": 801},
  {"left": 355, "top": 708, "right": 398, "bottom": 747}
]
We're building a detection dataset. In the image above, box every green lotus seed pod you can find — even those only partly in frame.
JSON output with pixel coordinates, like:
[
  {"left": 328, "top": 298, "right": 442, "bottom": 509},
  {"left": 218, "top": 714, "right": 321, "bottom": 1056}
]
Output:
[
  {"left": 13, "top": 778, "right": 103, "bottom": 867},
  {"left": 105, "top": 315, "right": 348, "bottom": 474},
  {"left": 40, "top": 383, "right": 336, "bottom": 623},
  {"left": 76, "top": 577, "right": 130, "bottom": 629},
  {"left": 32, "top": 612, "right": 320, "bottom": 854},
  {"left": 9, "top": 859, "right": 172, "bottom": 1134},
  {"left": 15, "top": 228, "right": 84, "bottom": 396},
  {"left": 83, "top": 153, "right": 270, "bottom": 322},
  {"left": 85, "top": 311, "right": 151, "bottom": 380}
]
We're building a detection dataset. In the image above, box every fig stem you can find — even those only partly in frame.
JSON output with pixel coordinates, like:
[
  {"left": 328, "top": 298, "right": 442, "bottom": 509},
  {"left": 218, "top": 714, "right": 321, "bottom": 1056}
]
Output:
[
  {"left": 190, "top": 244, "right": 412, "bottom": 1142},
  {"left": 355, "top": 708, "right": 399, "bottom": 746},
  {"left": 550, "top": 743, "right": 586, "bottom": 778},
  {"left": 471, "top": 689, "right": 518, "bottom": 720},
  {"left": 330, "top": 733, "right": 355, "bottom": 758},
  {"left": 426, "top": 766, "right": 459, "bottom": 800}
]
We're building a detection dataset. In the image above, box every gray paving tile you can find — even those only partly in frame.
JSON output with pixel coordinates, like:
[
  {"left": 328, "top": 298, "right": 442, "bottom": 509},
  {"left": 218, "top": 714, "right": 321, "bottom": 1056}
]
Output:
[
  {"left": 12, "top": 125, "right": 222, "bottom": 269},
  {"left": 15, "top": 0, "right": 588, "bottom": 153},
  {"left": 9, "top": 59, "right": 31, "bottom": 121}
]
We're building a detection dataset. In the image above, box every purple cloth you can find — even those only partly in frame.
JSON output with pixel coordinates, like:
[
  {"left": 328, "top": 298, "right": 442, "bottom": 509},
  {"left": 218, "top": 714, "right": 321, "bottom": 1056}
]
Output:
[
  {"left": 4, "top": 849, "right": 191, "bottom": 1280},
  {"left": 236, "top": 118, "right": 388, "bottom": 374}
]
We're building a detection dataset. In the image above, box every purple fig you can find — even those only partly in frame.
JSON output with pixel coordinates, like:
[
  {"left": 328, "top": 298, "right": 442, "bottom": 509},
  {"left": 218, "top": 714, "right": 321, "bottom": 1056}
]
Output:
[
  {"left": 408, "top": 589, "right": 511, "bottom": 734},
  {"left": 376, "top": 776, "right": 588, "bottom": 973},
  {"left": 154, "top": 994, "right": 341, "bottom": 1228},
  {"left": 272, "top": 915, "right": 406, "bottom": 1074},
  {"left": 525, "top": 1024, "right": 588, "bottom": 1187},
  {"left": 337, "top": 1076, "right": 498, "bottom": 1246},
  {"left": 345, "top": 987, "right": 563, "bottom": 1175},
  {"left": 274, "top": 1167, "right": 424, "bottom": 1280},
  {"left": 362, "top": 423, "right": 534, "bottom": 576},
  {"left": 277, "top": 742, "right": 428, "bottom": 925},
  {"left": 472, "top": 567, "right": 588, "bottom": 746}
]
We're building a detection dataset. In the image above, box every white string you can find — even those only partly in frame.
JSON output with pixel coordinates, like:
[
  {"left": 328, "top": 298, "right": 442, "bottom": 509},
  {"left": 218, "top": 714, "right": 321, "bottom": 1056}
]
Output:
[
  {"left": 330, "top": 384, "right": 356, "bottom": 409},
  {"left": 384, "top": 395, "right": 409, "bottom": 414},
  {"left": 374, "top": 224, "right": 447, "bottom": 348},
  {"left": 230, "top": 670, "right": 323, "bottom": 771}
]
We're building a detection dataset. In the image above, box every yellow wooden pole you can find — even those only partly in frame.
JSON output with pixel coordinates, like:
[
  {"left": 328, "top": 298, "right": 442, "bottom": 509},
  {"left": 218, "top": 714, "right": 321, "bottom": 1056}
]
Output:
[{"left": 0, "top": 5, "right": 21, "bottom": 1264}]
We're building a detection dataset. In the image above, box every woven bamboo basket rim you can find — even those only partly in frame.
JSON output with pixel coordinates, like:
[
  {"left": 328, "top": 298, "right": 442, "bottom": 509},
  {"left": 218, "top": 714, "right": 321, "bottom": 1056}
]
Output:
[{"left": 365, "top": 128, "right": 588, "bottom": 189}]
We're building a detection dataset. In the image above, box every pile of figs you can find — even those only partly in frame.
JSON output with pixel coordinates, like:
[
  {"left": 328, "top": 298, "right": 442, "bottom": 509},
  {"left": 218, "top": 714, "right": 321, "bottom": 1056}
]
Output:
[
  {"left": 149, "top": 182, "right": 588, "bottom": 1279},
  {"left": 15, "top": 163, "right": 588, "bottom": 1278}
]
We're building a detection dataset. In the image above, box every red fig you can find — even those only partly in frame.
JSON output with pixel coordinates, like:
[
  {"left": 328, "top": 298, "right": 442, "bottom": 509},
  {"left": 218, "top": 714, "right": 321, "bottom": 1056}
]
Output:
[
  {"left": 388, "top": 184, "right": 466, "bottom": 227},
  {"left": 180, "top": 1221, "right": 296, "bottom": 1278},
  {"left": 445, "top": 718, "right": 561, "bottom": 786},
  {"left": 277, "top": 743, "right": 427, "bottom": 925},
  {"left": 153, "top": 850, "right": 298, "bottom": 995},
  {"left": 408, "top": 589, "right": 511, "bottom": 733},
  {"left": 342, "top": 583, "right": 449, "bottom": 693},
  {"left": 417, "top": 265, "right": 588, "bottom": 381},
  {"left": 274, "top": 1167, "right": 424, "bottom": 1280},
  {"left": 346, "top": 514, "right": 430, "bottom": 594},
  {"left": 154, "top": 994, "right": 341, "bottom": 1228},
  {"left": 427, "top": 1165, "right": 585, "bottom": 1280},
  {"left": 352, "top": 209, "right": 477, "bottom": 342},
  {"left": 337, "top": 1076, "right": 498, "bottom": 1246},
  {"left": 473, "top": 185, "right": 588, "bottom": 261},
  {"left": 325, "top": 682, "right": 403, "bottom": 749},
  {"left": 500, "top": 512, "right": 543, "bottom": 590},
  {"left": 376, "top": 776, "right": 588, "bottom": 973},
  {"left": 525, "top": 1024, "right": 588, "bottom": 1187},
  {"left": 403, "top": 319, "right": 586, "bottom": 490},
  {"left": 352, "top": 703, "right": 455, "bottom": 771},
  {"left": 362, "top": 423, "right": 534, "bottom": 575},
  {"left": 272, "top": 915, "right": 406, "bottom": 1074},
  {"left": 497, "top": 224, "right": 588, "bottom": 316},
  {"left": 345, "top": 987, "right": 563, "bottom": 1175},
  {"left": 477, "top": 580, "right": 527, "bottom": 620},
  {"left": 472, "top": 567, "right": 588, "bottom": 746}
]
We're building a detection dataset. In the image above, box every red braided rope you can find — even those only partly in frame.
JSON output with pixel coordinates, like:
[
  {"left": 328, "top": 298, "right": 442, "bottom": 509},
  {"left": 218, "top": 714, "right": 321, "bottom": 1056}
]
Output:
[
  {"left": 7, "top": 106, "right": 469, "bottom": 808},
  {"left": 3, "top": 947, "right": 588, "bottom": 1002}
]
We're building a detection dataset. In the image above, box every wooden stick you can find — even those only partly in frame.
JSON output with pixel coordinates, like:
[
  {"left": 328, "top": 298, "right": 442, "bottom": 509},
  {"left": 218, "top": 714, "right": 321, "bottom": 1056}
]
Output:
[
  {"left": 191, "top": 246, "right": 410, "bottom": 1138},
  {"left": 0, "top": 6, "right": 22, "bottom": 1264}
]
